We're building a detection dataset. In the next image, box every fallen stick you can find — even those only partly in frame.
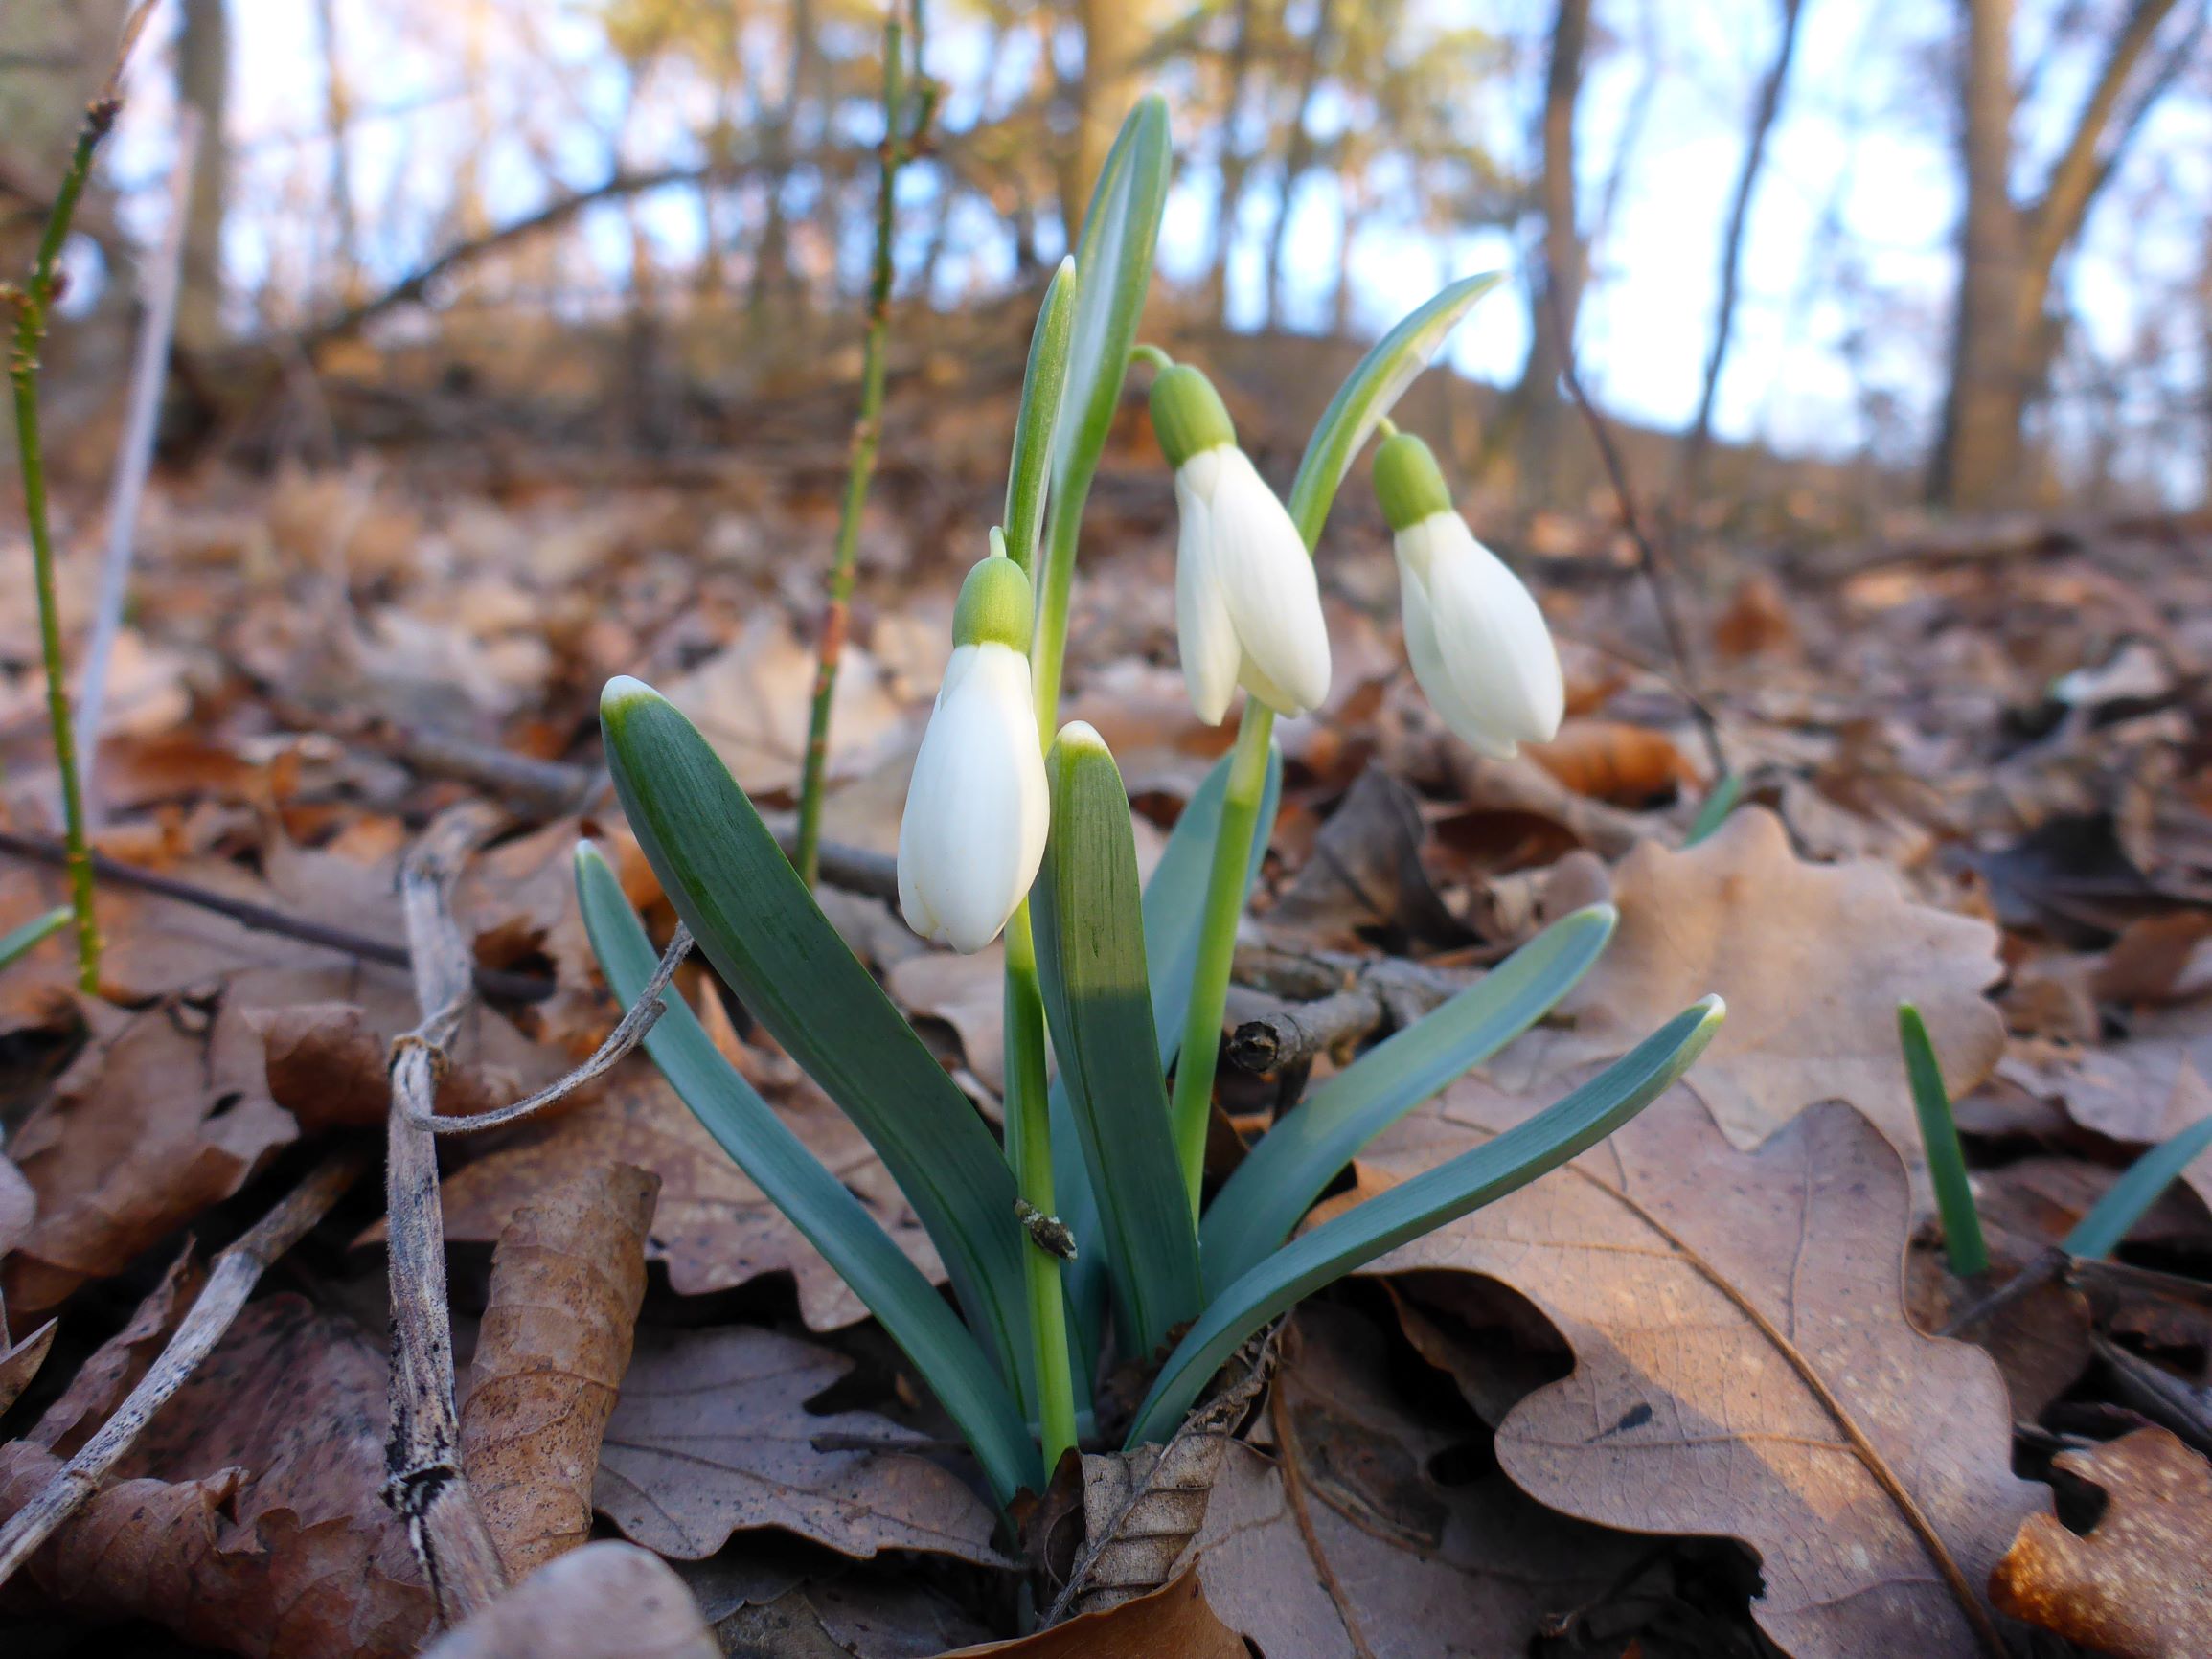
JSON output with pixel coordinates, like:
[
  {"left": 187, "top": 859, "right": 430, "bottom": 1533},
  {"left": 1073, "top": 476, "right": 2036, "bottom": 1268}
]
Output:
[
  {"left": 0, "top": 1148, "right": 366, "bottom": 1586},
  {"left": 382, "top": 803, "right": 510, "bottom": 1625},
  {"left": 1226, "top": 956, "right": 1469, "bottom": 1074}
]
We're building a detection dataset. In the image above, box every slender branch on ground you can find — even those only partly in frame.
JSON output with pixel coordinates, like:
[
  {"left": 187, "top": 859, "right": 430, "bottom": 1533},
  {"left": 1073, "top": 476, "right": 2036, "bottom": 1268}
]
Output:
[
  {"left": 381, "top": 804, "right": 510, "bottom": 1626},
  {"left": 411, "top": 924, "right": 691, "bottom": 1133},
  {"left": 1538, "top": 281, "right": 1728, "bottom": 784},
  {"left": 794, "top": 8, "right": 933, "bottom": 887},
  {"left": 0, "top": 1148, "right": 366, "bottom": 1587},
  {"left": 79, "top": 104, "right": 201, "bottom": 828}
]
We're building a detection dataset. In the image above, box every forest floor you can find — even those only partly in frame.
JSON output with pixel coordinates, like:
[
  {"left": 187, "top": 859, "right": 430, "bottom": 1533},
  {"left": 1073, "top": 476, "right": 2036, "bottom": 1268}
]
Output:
[{"left": 0, "top": 369, "right": 2209, "bottom": 1658}]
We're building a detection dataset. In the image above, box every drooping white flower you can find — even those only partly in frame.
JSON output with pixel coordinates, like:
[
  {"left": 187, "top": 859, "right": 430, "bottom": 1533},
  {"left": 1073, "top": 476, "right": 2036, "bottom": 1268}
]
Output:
[
  {"left": 897, "top": 554, "right": 1049, "bottom": 953},
  {"left": 1152, "top": 364, "right": 1332, "bottom": 725},
  {"left": 1374, "top": 432, "right": 1562, "bottom": 760}
]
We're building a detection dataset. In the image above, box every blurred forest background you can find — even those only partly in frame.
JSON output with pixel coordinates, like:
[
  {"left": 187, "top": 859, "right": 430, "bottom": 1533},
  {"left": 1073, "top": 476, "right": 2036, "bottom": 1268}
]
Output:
[{"left": 3, "top": 0, "right": 2210, "bottom": 528}]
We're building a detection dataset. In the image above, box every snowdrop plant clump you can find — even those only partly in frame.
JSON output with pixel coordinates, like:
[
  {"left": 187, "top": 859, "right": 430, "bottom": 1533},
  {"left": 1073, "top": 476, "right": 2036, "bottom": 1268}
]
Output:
[{"left": 583, "top": 98, "right": 1722, "bottom": 1512}]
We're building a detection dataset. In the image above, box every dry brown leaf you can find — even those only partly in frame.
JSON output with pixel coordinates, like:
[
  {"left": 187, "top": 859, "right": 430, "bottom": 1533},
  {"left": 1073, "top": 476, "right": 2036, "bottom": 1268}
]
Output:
[
  {"left": 0, "top": 1148, "right": 33, "bottom": 1258},
  {"left": 2011, "top": 1045, "right": 2212, "bottom": 1214},
  {"left": 593, "top": 1324, "right": 1005, "bottom": 1566},
  {"left": 436, "top": 1060, "right": 940, "bottom": 1330},
  {"left": 946, "top": 1569, "right": 1244, "bottom": 1658},
  {"left": 888, "top": 945, "right": 1008, "bottom": 1094},
  {"left": 3, "top": 994, "right": 296, "bottom": 1314},
  {"left": 1264, "top": 766, "right": 1470, "bottom": 953},
  {"left": 461, "top": 1163, "right": 658, "bottom": 1579},
  {"left": 1522, "top": 718, "right": 1699, "bottom": 805},
  {"left": 419, "top": 1540, "right": 718, "bottom": 1659},
  {"left": 0, "top": 1294, "right": 432, "bottom": 1658},
  {"left": 1494, "top": 805, "right": 2006, "bottom": 1157},
  {"left": 1991, "top": 1428, "right": 2212, "bottom": 1659},
  {"left": 1357, "top": 1082, "right": 2047, "bottom": 1658},
  {"left": 1180, "top": 1307, "right": 1643, "bottom": 1659},
  {"left": 0, "top": 1317, "right": 56, "bottom": 1414},
  {"left": 32, "top": 1244, "right": 201, "bottom": 1455}
]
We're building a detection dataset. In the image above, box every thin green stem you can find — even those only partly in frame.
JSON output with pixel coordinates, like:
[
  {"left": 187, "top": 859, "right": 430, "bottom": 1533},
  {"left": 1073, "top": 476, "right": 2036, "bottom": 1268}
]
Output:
[
  {"left": 1168, "top": 704, "right": 1274, "bottom": 1212},
  {"left": 795, "top": 15, "right": 923, "bottom": 887},
  {"left": 9, "top": 102, "right": 122, "bottom": 994},
  {"left": 1003, "top": 901, "right": 1077, "bottom": 1473},
  {"left": 1128, "top": 342, "right": 1174, "bottom": 373}
]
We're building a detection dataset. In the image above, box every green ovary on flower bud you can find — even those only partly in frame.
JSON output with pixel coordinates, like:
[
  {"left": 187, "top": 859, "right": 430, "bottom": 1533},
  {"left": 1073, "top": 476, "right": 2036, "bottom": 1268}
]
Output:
[
  {"left": 1148, "top": 364, "right": 1237, "bottom": 469},
  {"left": 952, "top": 550, "right": 1036, "bottom": 652},
  {"left": 1372, "top": 432, "right": 1455, "bottom": 532}
]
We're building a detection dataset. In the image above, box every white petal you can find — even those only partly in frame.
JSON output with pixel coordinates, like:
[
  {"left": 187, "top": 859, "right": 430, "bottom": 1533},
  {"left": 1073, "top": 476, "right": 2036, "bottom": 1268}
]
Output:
[
  {"left": 896, "top": 643, "right": 1047, "bottom": 952},
  {"left": 1402, "top": 513, "right": 1563, "bottom": 756},
  {"left": 1205, "top": 449, "right": 1332, "bottom": 717},
  {"left": 1174, "top": 464, "right": 1242, "bottom": 725},
  {"left": 1397, "top": 538, "right": 1512, "bottom": 758}
]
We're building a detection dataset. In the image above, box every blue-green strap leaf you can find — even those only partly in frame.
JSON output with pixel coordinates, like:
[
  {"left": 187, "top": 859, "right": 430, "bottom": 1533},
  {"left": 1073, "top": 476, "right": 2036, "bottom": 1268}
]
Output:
[
  {"left": 599, "top": 677, "right": 1033, "bottom": 1401},
  {"left": 1200, "top": 903, "right": 1617, "bottom": 1290},
  {"left": 2065, "top": 1113, "right": 2212, "bottom": 1261},
  {"left": 1003, "top": 256, "right": 1078, "bottom": 577},
  {"left": 1285, "top": 271, "right": 1507, "bottom": 549},
  {"left": 1032, "top": 728, "right": 1204, "bottom": 1359},
  {"left": 575, "top": 847, "right": 1042, "bottom": 1506},
  {"left": 1128, "top": 996, "right": 1725, "bottom": 1447},
  {"left": 0, "top": 905, "right": 70, "bottom": 971}
]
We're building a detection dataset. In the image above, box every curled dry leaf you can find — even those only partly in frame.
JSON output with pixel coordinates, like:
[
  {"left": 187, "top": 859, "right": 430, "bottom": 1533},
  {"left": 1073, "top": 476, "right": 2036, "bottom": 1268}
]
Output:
[
  {"left": 1494, "top": 806, "right": 2007, "bottom": 1159},
  {"left": 0, "top": 1294, "right": 431, "bottom": 1659},
  {"left": 3, "top": 994, "right": 296, "bottom": 1315},
  {"left": 594, "top": 1325, "right": 1005, "bottom": 1566},
  {"left": 1180, "top": 1307, "right": 1644, "bottom": 1659},
  {"left": 436, "top": 1060, "right": 941, "bottom": 1330},
  {"left": 1522, "top": 717, "right": 1700, "bottom": 805},
  {"left": 1264, "top": 766, "right": 1470, "bottom": 953},
  {"left": 1991, "top": 1427, "right": 2212, "bottom": 1659},
  {"left": 461, "top": 1163, "right": 659, "bottom": 1580},
  {"left": 945, "top": 1569, "right": 1244, "bottom": 1659},
  {"left": 0, "top": 1319, "right": 55, "bottom": 1415},
  {"left": 1356, "top": 1081, "right": 2048, "bottom": 1659},
  {"left": 418, "top": 1540, "right": 718, "bottom": 1659}
]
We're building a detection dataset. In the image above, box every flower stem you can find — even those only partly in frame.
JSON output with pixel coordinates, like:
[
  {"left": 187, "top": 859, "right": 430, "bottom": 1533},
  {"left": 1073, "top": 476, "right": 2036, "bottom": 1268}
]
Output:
[
  {"left": 1168, "top": 702, "right": 1274, "bottom": 1212},
  {"left": 795, "top": 13, "right": 930, "bottom": 886},
  {"left": 1002, "top": 901, "right": 1078, "bottom": 1474},
  {"left": 9, "top": 99, "right": 124, "bottom": 994}
]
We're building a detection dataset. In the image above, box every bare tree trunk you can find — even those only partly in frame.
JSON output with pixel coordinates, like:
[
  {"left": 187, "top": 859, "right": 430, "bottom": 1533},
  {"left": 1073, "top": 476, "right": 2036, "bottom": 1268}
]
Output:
[
  {"left": 175, "top": 0, "right": 229, "bottom": 352},
  {"left": 1261, "top": 0, "right": 1336, "bottom": 329},
  {"left": 749, "top": 0, "right": 813, "bottom": 318},
  {"left": 311, "top": 0, "right": 360, "bottom": 307},
  {"left": 1675, "top": 0, "right": 1806, "bottom": 534},
  {"left": 1202, "top": 0, "right": 1260, "bottom": 321},
  {"left": 1506, "top": 0, "right": 1592, "bottom": 498},
  {"left": 1929, "top": 0, "right": 2186, "bottom": 508},
  {"left": 1328, "top": 166, "right": 1360, "bottom": 337},
  {"left": 1059, "top": 0, "right": 1143, "bottom": 239}
]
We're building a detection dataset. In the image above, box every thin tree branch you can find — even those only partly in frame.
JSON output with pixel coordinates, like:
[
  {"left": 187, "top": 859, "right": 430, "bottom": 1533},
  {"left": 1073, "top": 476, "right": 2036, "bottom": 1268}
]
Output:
[
  {"left": 2023, "top": 0, "right": 2183, "bottom": 274},
  {"left": 0, "top": 1149, "right": 366, "bottom": 1587}
]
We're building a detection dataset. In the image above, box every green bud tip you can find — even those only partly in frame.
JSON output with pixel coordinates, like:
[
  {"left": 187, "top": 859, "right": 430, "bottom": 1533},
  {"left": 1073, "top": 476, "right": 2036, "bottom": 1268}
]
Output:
[
  {"left": 601, "top": 673, "right": 661, "bottom": 716},
  {"left": 1372, "top": 431, "right": 1455, "bottom": 533},
  {"left": 1149, "top": 364, "right": 1237, "bottom": 469},
  {"left": 953, "top": 554, "right": 1035, "bottom": 651}
]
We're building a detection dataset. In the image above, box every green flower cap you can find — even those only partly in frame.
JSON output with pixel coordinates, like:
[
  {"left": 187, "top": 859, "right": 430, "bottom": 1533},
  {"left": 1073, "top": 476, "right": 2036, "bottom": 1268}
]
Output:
[
  {"left": 952, "top": 552, "right": 1035, "bottom": 651},
  {"left": 1149, "top": 363, "right": 1237, "bottom": 469},
  {"left": 1372, "top": 431, "right": 1454, "bottom": 533}
]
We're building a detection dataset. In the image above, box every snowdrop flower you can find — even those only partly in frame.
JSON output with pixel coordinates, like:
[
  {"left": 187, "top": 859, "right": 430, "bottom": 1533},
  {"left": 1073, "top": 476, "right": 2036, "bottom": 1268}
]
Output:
[
  {"left": 1150, "top": 363, "right": 1332, "bottom": 725},
  {"left": 1374, "top": 431, "right": 1562, "bottom": 760},
  {"left": 898, "top": 551, "right": 1050, "bottom": 953}
]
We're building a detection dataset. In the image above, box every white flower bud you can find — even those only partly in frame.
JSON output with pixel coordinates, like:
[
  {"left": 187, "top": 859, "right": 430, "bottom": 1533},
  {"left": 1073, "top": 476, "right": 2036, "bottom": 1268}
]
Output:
[
  {"left": 1152, "top": 366, "right": 1332, "bottom": 726},
  {"left": 897, "top": 558, "right": 1049, "bottom": 953}
]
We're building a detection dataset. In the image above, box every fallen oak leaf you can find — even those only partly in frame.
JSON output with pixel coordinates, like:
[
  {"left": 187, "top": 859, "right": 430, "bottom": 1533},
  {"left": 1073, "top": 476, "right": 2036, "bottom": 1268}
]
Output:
[
  {"left": 1990, "top": 1427, "right": 2212, "bottom": 1659},
  {"left": 460, "top": 1163, "right": 658, "bottom": 1579},
  {"left": 0, "top": 1318, "right": 55, "bottom": 1415},
  {"left": 593, "top": 1324, "right": 1005, "bottom": 1567},
  {"left": 1355, "top": 1082, "right": 2047, "bottom": 1659},
  {"left": 30, "top": 1244, "right": 201, "bottom": 1456},
  {"left": 1493, "top": 806, "right": 2006, "bottom": 1161},
  {"left": 1522, "top": 717, "right": 1700, "bottom": 806},
  {"left": 418, "top": 1540, "right": 718, "bottom": 1659},
  {"left": 944, "top": 1568, "right": 1244, "bottom": 1658}
]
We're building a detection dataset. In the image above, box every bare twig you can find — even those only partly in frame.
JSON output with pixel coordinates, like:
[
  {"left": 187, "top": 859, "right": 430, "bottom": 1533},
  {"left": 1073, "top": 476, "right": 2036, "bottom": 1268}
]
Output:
[
  {"left": 412, "top": 924, "right": 691, "bottom": 1134},
  {"left": 381, "top": 804, "right": 509, "bottom": 1626},
  {"left": 386, "top": 726, "right": 601, "bottom": 819},
  {"left": 0, "top": 829, "right": 553, "bottom": 1003},
  {"left": 0, "top": 1149, "right": 365, "bottom": 1587},
  {"left": 79, "top": 104, "right": 201, "bottom": 826},
  {"left": 794, "top": 9, "right": 935, "bottom": 886},
  {"left": 1228, "top": 958, "right": 1463, "bottom": 1075},
  {"left": 1538, "top": 281, "right": 1728, "bottom": 784}
]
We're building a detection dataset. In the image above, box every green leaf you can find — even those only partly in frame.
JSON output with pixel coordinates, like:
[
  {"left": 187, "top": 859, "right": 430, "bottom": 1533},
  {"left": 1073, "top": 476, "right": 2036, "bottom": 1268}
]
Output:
[
  {"left": 1685, "top": 772, "right": 1744, "bottom": 846},
  {"left": 1200, "top": 903, "right": 1617, "bottom": 1290},
  {"left": 1285, "top": 271, "right": 1507, "bottom": 549},
  {"left": 0, "top": 905, "right": 69, "bottom": 970},
  {"left": 1049, "top": 739, "right": 1281, "bottom": 1368},
  {"left": 575, "top": 847, "right": 1041, "bottom": 1507},
  {"left": 1003, "top": 256, "right": 1078, "bottom": 577},
  {"left": 1899, "top": 1001, "right": 1989, "bottom": 1277},
  {"left": 2064, "top": 1113, "right": 2212, "bottom": 1261},
  {"left": 1128, "top": 996, "right": 1726, "bottom": 1448},
  {"left": 599, "top": 677, "right": 1033, "bottom": 1403},
  {"left": 1032, "top": 727, "right": 1204, "bottom": 1358}
]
